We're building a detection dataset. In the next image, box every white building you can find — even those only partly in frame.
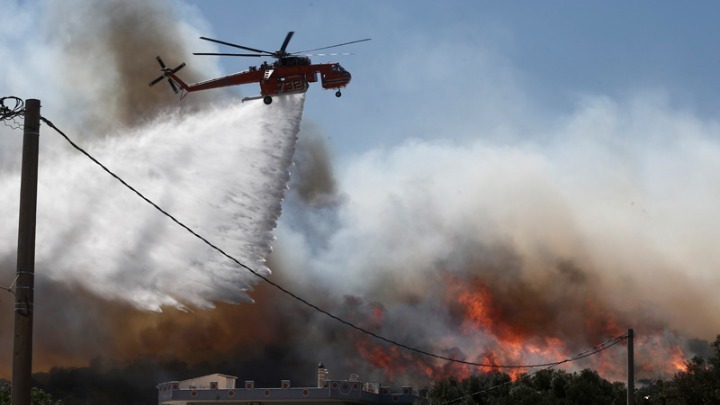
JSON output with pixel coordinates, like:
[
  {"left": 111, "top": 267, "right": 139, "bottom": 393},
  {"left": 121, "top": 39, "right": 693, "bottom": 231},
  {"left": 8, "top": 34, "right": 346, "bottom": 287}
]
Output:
[{"left": 157, "top": 363, "right": 428, "bottom": 405}]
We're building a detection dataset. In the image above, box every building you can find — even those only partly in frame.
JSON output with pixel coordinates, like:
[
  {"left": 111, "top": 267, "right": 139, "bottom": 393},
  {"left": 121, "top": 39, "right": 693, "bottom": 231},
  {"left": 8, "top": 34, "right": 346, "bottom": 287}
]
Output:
[{"left": 157, "top": 363, "right": 429, "bottom": 405}]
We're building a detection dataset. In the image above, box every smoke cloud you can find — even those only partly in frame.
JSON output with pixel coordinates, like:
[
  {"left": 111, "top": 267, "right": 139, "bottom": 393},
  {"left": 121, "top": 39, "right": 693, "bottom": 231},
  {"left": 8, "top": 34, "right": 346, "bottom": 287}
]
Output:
[
  {"left": 43, "top": 0, "right": 221, "bottom": 132},
  {"left": 268, "top": 92, "right": 720, "bottom": 384}
]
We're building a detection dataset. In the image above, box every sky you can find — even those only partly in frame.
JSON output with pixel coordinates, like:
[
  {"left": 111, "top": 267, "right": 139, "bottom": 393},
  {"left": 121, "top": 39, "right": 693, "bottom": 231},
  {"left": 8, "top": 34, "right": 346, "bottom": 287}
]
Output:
[
  {"left": 1, "top": 0, "right": 720, "bottom": 391},
  {"left": 180, "top": 1, "right": 720, "bottom": 158}
]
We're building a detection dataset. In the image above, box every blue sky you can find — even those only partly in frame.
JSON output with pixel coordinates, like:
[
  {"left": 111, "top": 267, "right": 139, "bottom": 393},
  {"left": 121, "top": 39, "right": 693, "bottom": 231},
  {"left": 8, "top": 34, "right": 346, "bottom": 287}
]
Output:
[{"left": 180, "top": 1, "right": 720, "bottom": 158}]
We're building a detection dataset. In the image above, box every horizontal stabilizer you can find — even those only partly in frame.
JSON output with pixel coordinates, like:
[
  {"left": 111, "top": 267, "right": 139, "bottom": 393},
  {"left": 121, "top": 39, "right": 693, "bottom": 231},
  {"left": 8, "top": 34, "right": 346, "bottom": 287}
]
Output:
[{"left": 241, "top": 95, "right": 264, "bottom": 103}]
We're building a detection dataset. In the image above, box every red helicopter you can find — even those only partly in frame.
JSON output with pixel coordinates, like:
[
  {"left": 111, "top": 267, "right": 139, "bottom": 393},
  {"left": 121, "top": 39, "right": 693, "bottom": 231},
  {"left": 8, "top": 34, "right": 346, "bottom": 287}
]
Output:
[{"left": 149, "top": 31, "right": 370, "bottom": 104}]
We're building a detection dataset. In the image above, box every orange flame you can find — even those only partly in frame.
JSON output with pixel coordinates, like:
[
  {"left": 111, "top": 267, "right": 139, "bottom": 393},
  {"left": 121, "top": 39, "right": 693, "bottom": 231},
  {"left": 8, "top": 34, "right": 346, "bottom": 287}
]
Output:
[{"left": 351, "top": 271, "right": 691, "bottom": 384}]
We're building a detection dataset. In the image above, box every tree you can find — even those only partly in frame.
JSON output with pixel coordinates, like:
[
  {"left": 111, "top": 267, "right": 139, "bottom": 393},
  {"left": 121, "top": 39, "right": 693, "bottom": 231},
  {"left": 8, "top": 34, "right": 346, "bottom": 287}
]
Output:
[
  {"left": 430, "top": 368, "right": 626, "bottom": 405},
  {"left": 429, "top": 373, "right": 512, "bottom": 405},
  {"left": 564, "top": 369, "right": 621, "bottom": 405},
  {"left": 663, "top": 335, "right": 720, "bottom": 404},
  {"left": 0, "top": 383, "right": 64, "bottom": 405}
]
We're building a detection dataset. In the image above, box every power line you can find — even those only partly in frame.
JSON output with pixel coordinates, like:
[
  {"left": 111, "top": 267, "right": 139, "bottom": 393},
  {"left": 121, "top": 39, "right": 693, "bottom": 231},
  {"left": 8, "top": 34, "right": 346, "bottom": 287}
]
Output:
[
  {"left": 0, "top": 275, "right": 20, "bottom": 294},
  {"left": 0, "top": 96, "right": 25, "bottom": 129},
  {"left": 41, "top": 114, "right": 628, "bottom": 370}
]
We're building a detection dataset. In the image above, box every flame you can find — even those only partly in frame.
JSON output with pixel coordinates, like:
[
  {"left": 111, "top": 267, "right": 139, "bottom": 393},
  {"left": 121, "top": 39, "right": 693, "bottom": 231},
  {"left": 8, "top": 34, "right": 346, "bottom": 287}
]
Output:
[
  {"left": 634, "top": 334, "right": 689, "bottom": 377},
  {"left": 450, "top": 275, "right": 569, "bottom": 379},
  {"left": 669, "top": 346, "right": 689, "bottom": 373},
  {"left": 355, "top": 339, "right": 436, "bottom": 381}
]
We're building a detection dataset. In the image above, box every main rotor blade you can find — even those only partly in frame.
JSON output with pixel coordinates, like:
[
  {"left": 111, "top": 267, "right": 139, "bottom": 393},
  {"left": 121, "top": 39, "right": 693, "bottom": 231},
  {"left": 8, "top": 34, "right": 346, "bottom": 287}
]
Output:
[
  {"left": 193, "top": 52, "right": 262, "bottom": 58},
  {"left": 193, "top": 52, "right": 263, "bottom": 57},
  {"left": 168, "top": 79, "right": 178, "bottom": 94},
  {"left": 199, "top": 36, "right": 271, "bottom": 54},
  {"left": 149, "top": 75, "right": 165, "bottom": 86},
  {"left": 294, "top": 38, "right": 371, "bottom": 54},
  {"left": 302, "top": 52, "right": 355, "bottom": 57},
  {"left": 279, "top": 31, "right": 294, "bottom": 53}
]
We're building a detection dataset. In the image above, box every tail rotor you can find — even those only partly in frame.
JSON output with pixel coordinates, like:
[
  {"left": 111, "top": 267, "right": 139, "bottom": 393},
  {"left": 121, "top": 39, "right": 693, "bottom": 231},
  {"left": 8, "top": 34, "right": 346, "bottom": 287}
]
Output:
[{"left": 149, "top": 56, "right": 186, "bottom": 94}]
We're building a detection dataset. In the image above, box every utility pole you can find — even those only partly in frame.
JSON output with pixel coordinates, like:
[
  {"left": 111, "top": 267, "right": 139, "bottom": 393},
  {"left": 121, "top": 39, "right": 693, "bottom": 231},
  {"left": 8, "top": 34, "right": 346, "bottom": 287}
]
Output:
[
  {"left": 627, "top": 328, "right": 634, "bottom": 405},
  {"left": 12, "top": 99, "right": 40, "bottom": 405}
]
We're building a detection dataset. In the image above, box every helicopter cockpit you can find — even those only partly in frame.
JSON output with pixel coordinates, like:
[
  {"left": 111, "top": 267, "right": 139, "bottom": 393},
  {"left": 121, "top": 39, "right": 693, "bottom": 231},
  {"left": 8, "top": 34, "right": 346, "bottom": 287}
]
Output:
[{"left": 331, "top": 64, "right": 348, "bottom": 73}]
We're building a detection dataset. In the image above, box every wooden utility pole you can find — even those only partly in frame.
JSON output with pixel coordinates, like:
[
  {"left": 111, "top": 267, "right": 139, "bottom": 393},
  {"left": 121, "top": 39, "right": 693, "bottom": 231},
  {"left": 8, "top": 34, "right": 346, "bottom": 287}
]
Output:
[
  {"left": 627, "top": 328, "right": 635, "bottom": 405},
  {"left": 12, "top": 98, "right": 40, "bottom": 405}
]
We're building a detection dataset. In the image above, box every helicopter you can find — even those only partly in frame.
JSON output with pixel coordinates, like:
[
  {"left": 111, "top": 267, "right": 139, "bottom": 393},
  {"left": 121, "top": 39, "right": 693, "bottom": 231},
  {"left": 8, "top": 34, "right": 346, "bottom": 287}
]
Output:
[{"left": 149, "top": 31, "right": 370, "bottom": 104}]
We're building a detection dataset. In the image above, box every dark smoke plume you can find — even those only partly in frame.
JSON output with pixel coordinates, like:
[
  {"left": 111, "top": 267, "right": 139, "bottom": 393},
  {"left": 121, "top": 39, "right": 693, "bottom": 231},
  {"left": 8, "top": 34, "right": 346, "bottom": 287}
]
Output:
[
  {"left": 45, "top": 0, "right": 219, "bottom": 132},
  {"left": 290, "top": 123, "right": 339, "bottom": 206}
]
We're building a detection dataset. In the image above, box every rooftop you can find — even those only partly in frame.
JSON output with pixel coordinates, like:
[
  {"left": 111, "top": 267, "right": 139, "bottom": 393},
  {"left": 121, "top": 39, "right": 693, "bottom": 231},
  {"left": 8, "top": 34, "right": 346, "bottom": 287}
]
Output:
[{"left": 158, "top": 365, "right": 428, "bottom": 405}]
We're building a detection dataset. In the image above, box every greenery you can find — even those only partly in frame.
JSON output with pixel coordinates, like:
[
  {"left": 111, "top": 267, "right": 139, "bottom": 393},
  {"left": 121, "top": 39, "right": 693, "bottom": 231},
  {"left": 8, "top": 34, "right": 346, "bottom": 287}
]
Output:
[
  {"left": 0, "top": 383, "right": 64, "bottom": 405},
  {"left": 428, "top": 369, "right": 626, "bottom": 405},
  {"left": 636, "top": 335, "right": 720, "bottom": 404}
]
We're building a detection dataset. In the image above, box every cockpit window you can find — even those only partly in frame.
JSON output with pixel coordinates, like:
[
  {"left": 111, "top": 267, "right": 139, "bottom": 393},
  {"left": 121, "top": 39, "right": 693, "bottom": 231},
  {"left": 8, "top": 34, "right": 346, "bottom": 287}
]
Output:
[{"left": 332, "top": 64, "right": 347, "bottom": 73}]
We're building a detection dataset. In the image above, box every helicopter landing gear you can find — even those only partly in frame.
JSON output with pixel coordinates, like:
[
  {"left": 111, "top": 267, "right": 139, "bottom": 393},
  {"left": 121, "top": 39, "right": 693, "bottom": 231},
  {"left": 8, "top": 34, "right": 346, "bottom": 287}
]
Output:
[
  {"left": 335, "top": 91, "right": 342, "bottom": 98},
  {"left": 263, "top": 96, "right": 273, "bottom": 105}
]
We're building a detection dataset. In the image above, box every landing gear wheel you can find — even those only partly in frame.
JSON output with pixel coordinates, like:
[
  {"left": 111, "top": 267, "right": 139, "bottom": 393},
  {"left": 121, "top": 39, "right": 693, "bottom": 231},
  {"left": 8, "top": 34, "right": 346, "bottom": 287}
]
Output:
[
  {"left": 335, "top": 91, "right": 342, "bottom": 98},
  {"left": 263, "top": 96, "right": 272, "bottom": 105}
]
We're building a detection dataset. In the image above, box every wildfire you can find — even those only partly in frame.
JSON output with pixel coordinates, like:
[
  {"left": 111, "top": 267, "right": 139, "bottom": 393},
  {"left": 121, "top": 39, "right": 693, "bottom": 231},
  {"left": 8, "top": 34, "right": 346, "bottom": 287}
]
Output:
[
  {"left": 349, "top": 271, "right": 691, "bottom": 385},
  {"left": 449, "top": 274, "right": 569, "bottom": 379},
  {"left": 635, "top": 334, "right": 689, "bottom": 376},
  {"left": 669, "top": 346, "right": 689, "bottom": 373}
]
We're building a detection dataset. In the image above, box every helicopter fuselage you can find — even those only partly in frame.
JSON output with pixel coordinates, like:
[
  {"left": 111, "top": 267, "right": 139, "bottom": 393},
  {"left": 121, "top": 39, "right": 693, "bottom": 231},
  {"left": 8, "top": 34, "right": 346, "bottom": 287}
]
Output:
[{"left": 162, "top": 61, "right": 351, "bottom": 99}]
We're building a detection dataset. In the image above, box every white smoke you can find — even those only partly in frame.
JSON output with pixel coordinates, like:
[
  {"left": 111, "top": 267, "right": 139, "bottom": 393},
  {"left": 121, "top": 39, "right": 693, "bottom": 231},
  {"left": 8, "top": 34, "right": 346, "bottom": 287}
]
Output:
[{"left": 274, "top": 90, "right": 720, "bottom": 371}]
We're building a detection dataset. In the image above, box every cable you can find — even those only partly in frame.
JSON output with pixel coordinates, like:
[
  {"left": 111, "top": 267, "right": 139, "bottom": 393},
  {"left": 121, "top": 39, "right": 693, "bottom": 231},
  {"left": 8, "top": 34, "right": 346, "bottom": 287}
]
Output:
[
  {"left": 0, "top": 275, "right": 19, "bottom": 294},
  {"left": 42, "top": 115, "right": 628, "bottom": 370},
  {"left": 1, "top": 96, "right": 24, "bottom": 130}
]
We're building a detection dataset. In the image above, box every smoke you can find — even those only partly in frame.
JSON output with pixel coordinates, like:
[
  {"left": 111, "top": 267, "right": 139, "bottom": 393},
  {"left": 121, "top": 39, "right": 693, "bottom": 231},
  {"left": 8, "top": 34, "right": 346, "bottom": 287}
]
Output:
[
  {"left": 289, "top": 123, "right": 339, "bottom": 206},
  {"left": 43, "top": 0, "right": 221, "bottom": 132},
  {"left": 266, "top": 92, "right": 720, "bottom": 384}
]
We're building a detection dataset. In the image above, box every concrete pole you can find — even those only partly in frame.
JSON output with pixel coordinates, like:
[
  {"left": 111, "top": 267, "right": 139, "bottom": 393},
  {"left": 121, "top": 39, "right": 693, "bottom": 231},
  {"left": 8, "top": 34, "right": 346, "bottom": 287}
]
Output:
[
  {"left": 627, "top": 328, "right": 634, "bottom": 405},
  {"left": 12, "top": 99, "right": 40, "bottom": 405}
]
